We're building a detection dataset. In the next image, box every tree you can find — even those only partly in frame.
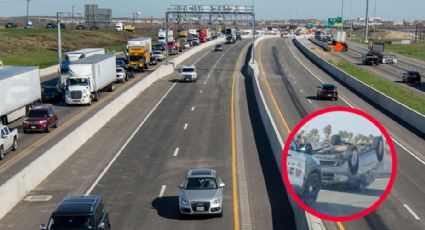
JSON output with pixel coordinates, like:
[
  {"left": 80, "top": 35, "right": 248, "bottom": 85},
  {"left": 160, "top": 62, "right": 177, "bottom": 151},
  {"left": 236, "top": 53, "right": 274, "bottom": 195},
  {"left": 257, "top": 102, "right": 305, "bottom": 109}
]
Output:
[{"left": 323, "top": 125, "right": 332, "bottom": 141}]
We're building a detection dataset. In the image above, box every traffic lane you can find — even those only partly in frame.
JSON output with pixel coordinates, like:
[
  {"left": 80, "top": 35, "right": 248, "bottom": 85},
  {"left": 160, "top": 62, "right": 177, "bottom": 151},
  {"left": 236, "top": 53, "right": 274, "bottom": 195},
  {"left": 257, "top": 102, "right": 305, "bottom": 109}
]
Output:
[
  {"left": 0, "top": 47, "right": 213, "bottom": 184},
  {"left": 240, "top": 45, "right": 296, "bottom": 229},
  {"left": 89, "top": 41, "right": 250, "bottom": 229},
  {"left": 283, "top": 38, "right": 425, "bottom": 229},
  {"left": 0, "top": 42, "right": 228, "bottom": 229}
]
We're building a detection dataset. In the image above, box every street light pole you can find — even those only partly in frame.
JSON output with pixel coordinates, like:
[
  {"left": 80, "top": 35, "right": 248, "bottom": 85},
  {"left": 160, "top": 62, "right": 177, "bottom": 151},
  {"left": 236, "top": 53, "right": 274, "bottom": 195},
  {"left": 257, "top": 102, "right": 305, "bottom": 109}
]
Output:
[
  {"left": 341, "top": 0, "right": 344, "bottom": 20},
  {"left": 365, "top": 0, "right": 370, "bottom": 43},
  {"left": 57, "top": 12, "right": 62, "bottom": 65},
  {"left": 26, "top": 0, "right": 30, "bottom": 26}
]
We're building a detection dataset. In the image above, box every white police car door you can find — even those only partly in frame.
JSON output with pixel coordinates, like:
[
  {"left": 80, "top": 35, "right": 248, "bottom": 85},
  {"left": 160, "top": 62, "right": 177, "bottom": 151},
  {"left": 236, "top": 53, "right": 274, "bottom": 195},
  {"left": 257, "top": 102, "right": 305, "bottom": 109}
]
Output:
[{"left": 287, "top": 141, "right": 306, "bottom": 188}]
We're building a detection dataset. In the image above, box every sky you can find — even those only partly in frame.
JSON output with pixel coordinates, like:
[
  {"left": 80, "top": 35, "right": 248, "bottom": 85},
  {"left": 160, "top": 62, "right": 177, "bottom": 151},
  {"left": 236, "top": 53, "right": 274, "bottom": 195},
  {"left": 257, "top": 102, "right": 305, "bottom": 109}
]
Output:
[
  {"left": 0, "top": 0, "right": 424, "bottom": 20},
  {"left": 299, "top": 111, "right": 382, "bottom": 138}
]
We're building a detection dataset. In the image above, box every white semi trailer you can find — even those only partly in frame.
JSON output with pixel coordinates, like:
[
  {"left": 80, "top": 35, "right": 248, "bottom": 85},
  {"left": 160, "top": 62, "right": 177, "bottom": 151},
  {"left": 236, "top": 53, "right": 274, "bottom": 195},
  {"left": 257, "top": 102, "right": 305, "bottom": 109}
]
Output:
[
  {"left": 0, "top": 66, "right": 41, "bottom": 124},
  {"left": 65, "top": 54, "right": 116, "bottom": 105}
]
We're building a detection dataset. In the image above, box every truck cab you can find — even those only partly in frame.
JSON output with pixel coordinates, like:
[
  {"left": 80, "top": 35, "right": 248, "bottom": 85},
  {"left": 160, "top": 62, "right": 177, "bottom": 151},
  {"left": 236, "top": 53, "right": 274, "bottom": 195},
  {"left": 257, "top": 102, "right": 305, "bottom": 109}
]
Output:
[{"left": 0, "top": 124, "right": 18, "bottom": 160}]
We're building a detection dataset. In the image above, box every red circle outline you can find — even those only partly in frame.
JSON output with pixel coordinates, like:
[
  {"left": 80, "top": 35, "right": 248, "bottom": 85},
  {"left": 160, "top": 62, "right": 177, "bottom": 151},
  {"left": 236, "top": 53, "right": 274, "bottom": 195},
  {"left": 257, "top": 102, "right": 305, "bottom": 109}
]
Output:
[{"left": 281, "top": 106, "right": 397, "bottom": 222}]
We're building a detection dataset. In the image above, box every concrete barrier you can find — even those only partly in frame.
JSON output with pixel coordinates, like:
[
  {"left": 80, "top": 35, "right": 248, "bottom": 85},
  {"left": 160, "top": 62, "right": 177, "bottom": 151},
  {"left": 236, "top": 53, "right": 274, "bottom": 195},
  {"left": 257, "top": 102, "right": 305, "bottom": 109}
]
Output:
[
  {"left": 0, "top": 39, "right": 221, "bottom": 220},
  {"left": 40, "top": 64, "right": 59, "bottom": 77},
  {"left": 294, "top": 38, "right": 425, "bottom": 135},
  {"left": 247, "top": 36, "right": 324, "bottom": 230}
]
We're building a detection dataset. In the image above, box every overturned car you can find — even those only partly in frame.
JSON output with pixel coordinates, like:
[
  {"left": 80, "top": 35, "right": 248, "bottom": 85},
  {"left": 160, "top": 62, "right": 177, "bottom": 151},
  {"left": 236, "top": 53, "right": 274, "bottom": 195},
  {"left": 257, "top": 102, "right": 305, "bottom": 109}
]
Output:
[{"left": 312, "top": 134, "right": 385, "bottom": 191}]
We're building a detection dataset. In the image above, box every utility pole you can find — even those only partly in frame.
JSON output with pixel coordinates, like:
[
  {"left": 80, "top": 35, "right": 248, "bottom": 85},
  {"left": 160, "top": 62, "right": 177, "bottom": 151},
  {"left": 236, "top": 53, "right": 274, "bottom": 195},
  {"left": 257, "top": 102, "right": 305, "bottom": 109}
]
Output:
[
  {"left": 26, "top": 0, "right": 30, "bottom": 26},
  {"left": 57, "top": 12, "right": 62, "bottom": 66},
  {"left": 341, "top": 0, "right": 344, "bottom": 20},
  {"left": 365, "top": 0, "right": 370, "bottom": 43},
  {"left": 71, "top": 6, "right": 75, "bottom": 29}
]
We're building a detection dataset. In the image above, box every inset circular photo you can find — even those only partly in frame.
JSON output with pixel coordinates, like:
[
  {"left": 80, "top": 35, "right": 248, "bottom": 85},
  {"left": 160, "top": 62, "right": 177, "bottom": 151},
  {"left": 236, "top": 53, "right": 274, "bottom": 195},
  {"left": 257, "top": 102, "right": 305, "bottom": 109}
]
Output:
[{"left": 282, "top": 107, "right": 397, "bottom": 222}]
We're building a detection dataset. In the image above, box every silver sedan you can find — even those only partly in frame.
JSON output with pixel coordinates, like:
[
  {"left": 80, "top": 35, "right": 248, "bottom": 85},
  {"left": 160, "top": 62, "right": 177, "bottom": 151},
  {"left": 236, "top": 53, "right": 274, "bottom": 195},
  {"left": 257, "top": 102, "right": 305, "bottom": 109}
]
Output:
[{"left": 179, "top": 168, "right": 225, "bottom": 218}]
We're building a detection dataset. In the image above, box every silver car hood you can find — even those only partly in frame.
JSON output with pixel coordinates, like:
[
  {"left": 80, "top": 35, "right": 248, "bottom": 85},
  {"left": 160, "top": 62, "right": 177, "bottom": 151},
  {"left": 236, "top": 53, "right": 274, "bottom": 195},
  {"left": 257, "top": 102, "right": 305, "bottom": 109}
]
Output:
[{"left": 181, "top": 189, "right": 221, "bottom": 201}]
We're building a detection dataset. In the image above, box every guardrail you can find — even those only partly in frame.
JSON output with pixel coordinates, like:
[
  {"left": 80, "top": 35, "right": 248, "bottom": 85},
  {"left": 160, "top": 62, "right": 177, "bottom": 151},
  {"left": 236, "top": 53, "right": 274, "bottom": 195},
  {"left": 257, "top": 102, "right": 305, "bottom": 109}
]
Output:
[
  {"left": 294, "top": 38, "right": 425, "bottom": 135},
  {"left": 309, "top": 38, "right": 331, "bottom": 52},
  {"left": 247, "top": 36, "right": 324, "bottom": 230},
  {"left": 0, "top": 38, "right": 224, "bottom": 220}
]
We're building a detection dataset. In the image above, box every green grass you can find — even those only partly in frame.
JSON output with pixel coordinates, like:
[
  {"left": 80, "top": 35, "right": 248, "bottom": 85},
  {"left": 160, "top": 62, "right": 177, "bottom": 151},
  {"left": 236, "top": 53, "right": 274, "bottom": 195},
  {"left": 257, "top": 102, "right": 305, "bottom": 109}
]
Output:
[
  {"left": 334, "top": 59, "right": 425, "bottom": 115},
  {"left": 104, "top": 44, "right": 126, "bottom": 53},
  {"left": 2, "top": 50, "right": 59, "bottom": 68}
]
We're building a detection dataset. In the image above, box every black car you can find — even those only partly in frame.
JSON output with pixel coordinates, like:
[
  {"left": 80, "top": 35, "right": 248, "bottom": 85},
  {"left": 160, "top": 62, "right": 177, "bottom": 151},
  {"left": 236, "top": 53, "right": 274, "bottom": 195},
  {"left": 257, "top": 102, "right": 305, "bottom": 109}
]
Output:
[
  {"left": 402, "top": 71, "right": 421, "bottom": 84},
  {"left": 76, "top": 24, "right": 86, "bottom": 30},
  {"left": 317, "top": 83, "right": 338, "bottom": 100},
  {"left": 40, "top": 195, "right": 110, "bottom": 230},
  {"left": 362, "top": 53, "right": 379, "bottom": 66},
  {"left": 5, "top": 22, "right": 17, "bottom": 29},
  {"left": 46, "top": 22, "right": 56, "bottom": 29},
  {"left": 214, "top": 44, "right": 224, "bottom": 51},
  {"left": 41, "top": 85, "right": 61, "bottom": 102}
]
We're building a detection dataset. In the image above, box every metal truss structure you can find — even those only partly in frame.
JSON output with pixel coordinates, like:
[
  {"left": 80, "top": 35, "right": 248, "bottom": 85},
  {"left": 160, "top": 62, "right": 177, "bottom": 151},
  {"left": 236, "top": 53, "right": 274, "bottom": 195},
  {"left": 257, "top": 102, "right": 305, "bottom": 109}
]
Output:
[{"left": 165, "top": 5, "right": 256, "bottom": 63}]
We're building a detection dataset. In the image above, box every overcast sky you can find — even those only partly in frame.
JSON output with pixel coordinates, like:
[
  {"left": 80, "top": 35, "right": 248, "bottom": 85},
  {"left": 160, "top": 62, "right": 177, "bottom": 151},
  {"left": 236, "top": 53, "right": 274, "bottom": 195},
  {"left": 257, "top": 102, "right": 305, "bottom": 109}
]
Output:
[{"left": 0, "top": 0, "right": 423, "bottom": 20}]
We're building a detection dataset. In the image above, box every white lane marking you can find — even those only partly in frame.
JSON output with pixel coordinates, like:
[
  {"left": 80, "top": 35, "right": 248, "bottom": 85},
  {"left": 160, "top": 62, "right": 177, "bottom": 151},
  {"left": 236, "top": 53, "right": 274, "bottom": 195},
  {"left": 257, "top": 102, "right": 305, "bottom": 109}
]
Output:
[
  {"left": 173, "top": 147, "right": 180, "bottom": 157},
  {"left": 286, "top": 38, "right": 425, "bottom": 167},
  {"left": 184, "top": 123, "right": 188, "bottom": 130},
  {"left": 200, "top": 90, "right": 203, "bottom": 93},
  {"left": 203, "top": 46, "right": 233, "bottom": 85},
  {"left": 85, "top": 83, "right": 177, "bottom": 195},
  {"left": 159, "top": 185, "right": 166, "bottom": 198},
  {"left": 299, "top": 89, "right": 303, "bottom": 93},
  {"left": 193, "top": 50, "right": 212, "bottom": 65},
  {"left": 191, "top": 106, "right": 195, "bottom": 111},
  {"left": 307, "top": 99, "right": 313, "bottom": 104},
  {"left": 403, "top": 204, "right": 421, "bottom": 220}
]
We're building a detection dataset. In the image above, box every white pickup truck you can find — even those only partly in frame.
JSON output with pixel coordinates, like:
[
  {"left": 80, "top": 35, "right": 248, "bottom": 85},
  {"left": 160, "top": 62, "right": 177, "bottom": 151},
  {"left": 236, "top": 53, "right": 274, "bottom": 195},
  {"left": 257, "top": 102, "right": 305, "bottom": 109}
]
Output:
[{"left": 0, "top": 124, "right": 18, "bottom": 160}]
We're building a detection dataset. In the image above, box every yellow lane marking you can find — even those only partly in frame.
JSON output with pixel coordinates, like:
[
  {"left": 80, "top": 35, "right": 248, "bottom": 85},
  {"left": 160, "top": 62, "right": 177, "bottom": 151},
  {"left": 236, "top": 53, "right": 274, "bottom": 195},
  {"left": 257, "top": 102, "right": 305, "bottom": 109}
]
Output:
[
  {"left": 231, "top": 44, "right": 250, "bottom": 230},
  {"left": 0, "top": 72, "right": 149, "bottom": 171},
  {"left": 257, "top": 40, "right": 346, "bottom": 230}
]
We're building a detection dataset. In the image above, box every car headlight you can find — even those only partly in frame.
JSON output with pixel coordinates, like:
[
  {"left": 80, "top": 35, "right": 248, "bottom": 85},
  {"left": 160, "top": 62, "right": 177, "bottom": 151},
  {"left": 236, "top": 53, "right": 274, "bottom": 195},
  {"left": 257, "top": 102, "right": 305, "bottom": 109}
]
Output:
[
  {"left": 181, "top": 198, "right": 189, "bottom": 205},
  {"left": 212, "top": 199, "right": 221, "bottom": 204}
]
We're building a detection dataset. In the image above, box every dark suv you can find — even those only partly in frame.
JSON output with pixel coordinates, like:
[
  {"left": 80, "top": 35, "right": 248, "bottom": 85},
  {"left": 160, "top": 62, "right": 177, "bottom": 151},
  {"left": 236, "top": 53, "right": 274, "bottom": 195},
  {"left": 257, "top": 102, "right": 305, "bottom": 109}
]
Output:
[
  {"left": 5, "top": 22, "right": 17, "bottom": 29},
  {"left": 317, "top": 83, "right": 338, "bottom": 100},
  {"left": 402, "top": 71, "right": 421, "bottom": 84},
  {"left": 23, "top": 104, "right": 58, "bottom": 133},
  {"left": 41, "top": 195, "right": 111, "bottom": 230}
]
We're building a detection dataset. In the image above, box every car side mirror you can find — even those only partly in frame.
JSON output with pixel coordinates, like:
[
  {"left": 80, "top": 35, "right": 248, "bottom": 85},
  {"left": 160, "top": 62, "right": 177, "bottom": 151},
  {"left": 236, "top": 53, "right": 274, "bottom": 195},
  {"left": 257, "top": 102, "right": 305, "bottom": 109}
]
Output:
[
  {"left": 98, "top": 222, "right": 105, "bottom": 229},
  {"left": 178, "top": 183, "right": 184, "bottom": 189},
  {"left": 40, "top": 224, "right": 47, "bottom": 230},
  {"left": 219, "top": 182, "right": 225, "bottom": 188}
]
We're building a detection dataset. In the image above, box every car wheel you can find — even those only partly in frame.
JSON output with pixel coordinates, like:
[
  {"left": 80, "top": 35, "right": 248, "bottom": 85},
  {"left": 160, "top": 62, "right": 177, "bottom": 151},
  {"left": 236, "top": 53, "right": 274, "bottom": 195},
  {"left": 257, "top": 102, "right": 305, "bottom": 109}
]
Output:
[
  {"left": 0, "top": 146, "right": 4, "bottom": 160},
  {"left": 302, "top": 173, "right": 321, "bottom": 206},
  {"left": 347, "top": 145, "right": 359, "bottom": 174},
  {"left": 218, "top": 210, "right": 223, "bottom": 218},
  {"left": 317, "top": 94, "right": 320, "bottom": 100},
  {"left": 12, "top": 138, "right": 17, "bottom": 151},
  {"left": 402, "top": 77, "right": 406, "bottom": 83},
  {"left": 46, "top": 124, "right": 51, "bottom": 133},
  {"left": 330, "top": 134, "right": 341, "bottom": 145},
  {"left": 179, "top": 212, "right": 187, "bottom": 220},
  {"left": 53, "top": 121, "right": 58, "bottom": 128},
  {"left": 373, "top": 136, "right": 384, "bottom": 161}
]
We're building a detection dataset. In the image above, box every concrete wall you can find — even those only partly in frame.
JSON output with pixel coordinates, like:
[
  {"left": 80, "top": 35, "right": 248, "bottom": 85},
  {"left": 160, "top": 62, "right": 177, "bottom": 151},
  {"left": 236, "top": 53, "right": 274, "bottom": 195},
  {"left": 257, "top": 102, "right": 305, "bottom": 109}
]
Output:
[
  {"left": 293, "top": 38, "right": 425, "bottom": 135},
  {"left": 0, "top": 38, "right": 223, "bottom": 220},
  {"left": 247, "top": 36, "right": 324, "bottom": 230}
]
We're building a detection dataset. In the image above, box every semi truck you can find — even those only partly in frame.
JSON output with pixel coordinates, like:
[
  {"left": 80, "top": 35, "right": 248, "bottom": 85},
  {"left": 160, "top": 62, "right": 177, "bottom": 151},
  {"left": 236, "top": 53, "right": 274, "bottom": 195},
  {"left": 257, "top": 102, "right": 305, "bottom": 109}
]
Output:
[
  {"left": 0, "top": 66, "right": 41, "bottom": 124},
  {"left": 65, "top": 54, "right": 117, "bottom": 105},
  {"left": 225, "top": 28, "right": 236, "bottom": 44},
  {"left": 368, "top": 42, "right": 398, "bottom": 64},
  {"left": 167, "top": 40, "right": 182, "bottom": 54},
  {"left": 126, "top": 37, "right": 152, "bottom": 71},
  {"left": 158, "top": 29, "right": 174, "bottom": 43},
  {"left": 61, "top": 48, "right": 106, "bottom": 85},
  {"left": 199, "top": 28, "right": 209, "bottom": 43}
]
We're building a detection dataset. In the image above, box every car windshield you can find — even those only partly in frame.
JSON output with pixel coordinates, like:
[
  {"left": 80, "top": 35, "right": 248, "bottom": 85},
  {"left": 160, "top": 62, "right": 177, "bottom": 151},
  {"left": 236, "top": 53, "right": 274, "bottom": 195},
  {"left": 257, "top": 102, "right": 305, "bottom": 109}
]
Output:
[
  {"left": 69, "top": 78, "right": 89, "bottom": 86},
  {"left": 47, "top": 215, "right": 93, "bottom": 230},
  {"left": 323, "top": 85, "right": 335, "bottom": 90},
  {"left": 116, "top": 60, "right": 125, "bottom": 65},
  {"left": 185, "top": 177, "right": 218, "bottom": 190},
  {"left": 116, "top": 68, "right": 123, "bottom": 73},
  {"left": 182, "top": 68, "right": 195, "bottom": 73},
  {"left": 154, "top": 51, "right": 162, "bottom": 55},
  {"left": 130, "top": 56, "right": 143, "bottom": 62},
  {"left": 28, "top": 110, "right": 48, "bottom": 118}
]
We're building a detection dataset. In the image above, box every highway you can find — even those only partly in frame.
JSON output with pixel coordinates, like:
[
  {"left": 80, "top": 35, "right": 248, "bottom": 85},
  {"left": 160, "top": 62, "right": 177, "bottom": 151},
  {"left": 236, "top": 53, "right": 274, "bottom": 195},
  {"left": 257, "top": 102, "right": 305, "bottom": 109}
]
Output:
[
  {"left": 0, "top": 39, "right": 296, "bottom": 230},
  {"left": 255, "top": 37, "right": 425, "bottom": 230}
]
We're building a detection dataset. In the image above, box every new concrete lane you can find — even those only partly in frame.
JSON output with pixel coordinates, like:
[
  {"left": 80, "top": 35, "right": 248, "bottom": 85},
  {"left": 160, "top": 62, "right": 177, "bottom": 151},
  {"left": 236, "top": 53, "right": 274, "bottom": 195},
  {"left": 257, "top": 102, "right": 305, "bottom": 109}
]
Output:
[
  {"left": 257, "top": 37, "right": 425, "bottom": 230},
  {"left": 0, "top": 40, "right": 276, "bottom": 230}
]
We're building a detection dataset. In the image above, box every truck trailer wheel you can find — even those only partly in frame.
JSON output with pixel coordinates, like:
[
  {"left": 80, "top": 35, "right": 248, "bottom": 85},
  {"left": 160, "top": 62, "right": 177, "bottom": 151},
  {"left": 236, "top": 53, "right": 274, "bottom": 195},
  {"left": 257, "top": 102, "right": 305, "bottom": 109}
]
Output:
[
  {"left": 373, "top": 136, "right": 384, "bottom": 161},
  {"left": 347, "top": 145, "right": 359, "bottom": 175},
  {"left": 302, "top": 172, "right": 321, "bottom": 206}
]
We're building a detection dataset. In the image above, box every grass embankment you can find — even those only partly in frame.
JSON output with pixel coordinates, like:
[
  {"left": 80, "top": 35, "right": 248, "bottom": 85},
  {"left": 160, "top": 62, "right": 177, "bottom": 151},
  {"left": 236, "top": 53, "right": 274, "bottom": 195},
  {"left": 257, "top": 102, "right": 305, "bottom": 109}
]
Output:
[
  {"left": 332, "top": 59, "right": 425, "bottom": 115},
  {"left": 0, "top": 29, "right": 156, "bottom": 68}
]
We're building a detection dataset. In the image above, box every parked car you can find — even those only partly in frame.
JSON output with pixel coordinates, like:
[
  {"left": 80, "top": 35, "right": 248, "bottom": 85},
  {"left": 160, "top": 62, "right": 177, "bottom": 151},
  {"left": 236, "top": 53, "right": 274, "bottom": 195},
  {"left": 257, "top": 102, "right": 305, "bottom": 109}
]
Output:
[
  {"left": 317, "top": 83, "right": 338, "bottom": 100},
  {"left": 214, "top": 44, "right": 224, "bottom": 51},
  {"left": 179, "top": 65, "right": 198, "bottom": 82},
  {"left": 312, "top": 134, "right": 385, "bottom": 191},
  {"left": 287, "top": 140, "right": 322, "bottom": 205},
  {"left": 0, "top": 124, "right": 18, "bottom": 160},
  {"left": 23, "top": 104, "right": 58, "bottom": 133},
  {"left": 402, "top": 71, "right": 421, "bottom": 84},
  {"left": 41, "top": 85, "right": 62, "bottom": 103},
  {"left": 5, "top": 22, "right": 17, "bottom": 29},
  {"left": 76, "top": 24, "right": 86, "bottom": 30},
  {"left": 179, "top": 168, "right": 225, "bottom": 218},
  {"left": 116, "top": 67, "right": 127, "bottom": 83},
  {"left": 40, "top": 195, "right": 111, "bottom": 230}
]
